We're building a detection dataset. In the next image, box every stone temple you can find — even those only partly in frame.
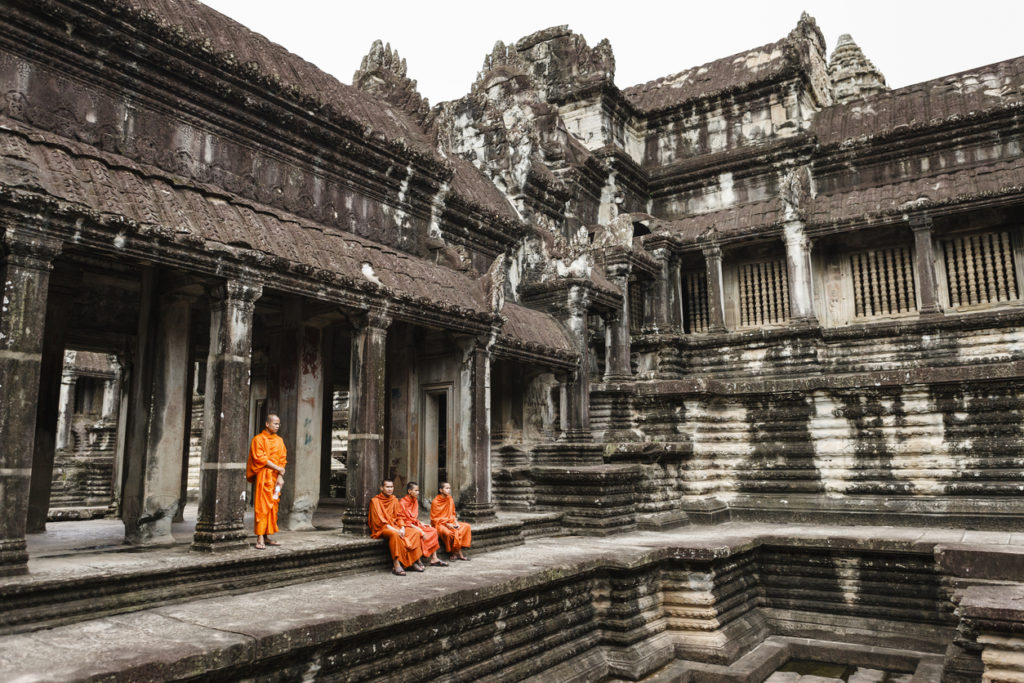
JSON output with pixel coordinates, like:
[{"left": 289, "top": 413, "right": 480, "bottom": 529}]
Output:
[{"left": 0, "top": 2, "right": 1023, "bottom": 681}]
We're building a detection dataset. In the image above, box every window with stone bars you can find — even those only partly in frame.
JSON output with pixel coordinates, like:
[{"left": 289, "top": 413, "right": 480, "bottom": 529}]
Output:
[
  {"left": 738, "top": 260, "right": 789, "bottom": 327},
  {"left": 850, "top": 247, "right": 917, "bottom": 318},
  {"left": 629, "top": 280, "right": 644, "bottom": 334},
  {"left": 942, "top": 231, "right": 1019, "bottom": 308},
  {"left": 682, "top": 270, "right": 709, "bottom": 333}
]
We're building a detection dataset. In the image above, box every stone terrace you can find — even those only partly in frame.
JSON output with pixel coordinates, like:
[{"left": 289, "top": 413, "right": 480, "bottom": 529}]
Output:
[{"left": 1, "top": 518, "right": 1022, "bottom": 682}]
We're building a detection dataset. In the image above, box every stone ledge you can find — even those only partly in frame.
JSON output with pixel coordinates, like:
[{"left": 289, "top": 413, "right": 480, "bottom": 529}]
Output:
[{"left": 0, "top": 514, "right": 553, "bottom": 635}]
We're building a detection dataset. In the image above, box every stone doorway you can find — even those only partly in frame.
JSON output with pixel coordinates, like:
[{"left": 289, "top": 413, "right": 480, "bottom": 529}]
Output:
[{"left": 420, "top": 384, "right": 451, "bottom": 507}]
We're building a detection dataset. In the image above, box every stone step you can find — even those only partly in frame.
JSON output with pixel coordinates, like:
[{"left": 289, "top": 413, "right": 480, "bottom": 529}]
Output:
[{"left": 0, "top": 512, "right": 563, "bottom": 635}]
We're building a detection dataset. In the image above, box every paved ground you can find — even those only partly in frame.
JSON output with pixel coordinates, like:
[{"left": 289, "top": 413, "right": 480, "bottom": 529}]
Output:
[{"left": 5, "top": 514, "right": 1023, "bottom": 681}]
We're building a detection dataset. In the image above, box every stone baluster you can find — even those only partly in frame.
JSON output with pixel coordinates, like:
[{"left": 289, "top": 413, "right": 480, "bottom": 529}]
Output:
[
  {"left": 341, "top": 309, "right": 391, "bottom": 535},
  {"left": 191, "top": 279, "right": 262, "bottom": 552},
  {"left": 0, "top": 227, "right": 61, "bottom": 576},
  {"left": 456, "top": 332, "right": 497, "bottom": 522},
  {"left": 649, "top": 247, "right": 678, "bottom": 333},
  {"left": 910, "top": 215, "right": 943, "bottom": 316}
]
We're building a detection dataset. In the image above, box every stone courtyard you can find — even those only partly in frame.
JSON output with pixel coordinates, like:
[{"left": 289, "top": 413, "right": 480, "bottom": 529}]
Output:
[{"left": 2, "top": 0, "right": 1024, "bottom": 680}]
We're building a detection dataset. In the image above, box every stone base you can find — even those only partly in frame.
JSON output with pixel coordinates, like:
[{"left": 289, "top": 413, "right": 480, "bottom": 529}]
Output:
[
  {"left": 532, "top": 441, "right": 604, "bottom": 466},
  {"left": 636, "top": 509, "right": 689, "bottom": 530},
  {"left": 0, "top": 539, "right": 28, "bottom": 577},
  {"left": 459, "top": 502, "right": 497, "bottom": 523},
  {"left": 340, "top": 509, "right": 371, "bottom": 536},
  {"left": 190, "top": 528, "right": 248, "bottom": 553}
]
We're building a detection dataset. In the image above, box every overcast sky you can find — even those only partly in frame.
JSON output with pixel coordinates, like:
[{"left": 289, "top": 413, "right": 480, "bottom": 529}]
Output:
[{"left": 200, "top": 1, "right": 1024, "bottom": 105}]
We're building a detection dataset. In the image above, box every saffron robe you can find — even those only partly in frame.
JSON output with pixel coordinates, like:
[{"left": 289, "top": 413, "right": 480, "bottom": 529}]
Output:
[
  {"left": 369, "top": 493, "right": 423, "bottom": 567},
  {"left": 398, "top": 494, "right": 440, "bottom": 557},
  {"left": 430, "top": 494, "right": 472, "bottom": 553},
  {"left": 246, "top": 429, "right": 287, "bottom": 536}
]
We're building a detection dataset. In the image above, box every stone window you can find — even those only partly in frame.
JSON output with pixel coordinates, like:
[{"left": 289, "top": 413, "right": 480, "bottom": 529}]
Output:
[
  {"left": 850, "top": 246, "right": 917, "bottom": 318},
  {"left": 942, "top": 230, "right": 1019, "bottom": 308},
  {"left": 738, "top": 259, "right": 789, "bottom": 326},
  {"left": 73, "top": 377, "right": 104, "bottom": 415},
  {"left": 682, "top": 270, "right": 709, "bottom": 333},
  {"left": 629, "top": 278, "right": 645, "bottom": 334}
]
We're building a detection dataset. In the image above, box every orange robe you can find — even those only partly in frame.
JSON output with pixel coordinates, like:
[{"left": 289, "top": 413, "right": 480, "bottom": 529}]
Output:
[
  {"left": 246, "top": 429, "right": 287, "bottom": 536},
  {"left": 368, "top": 493, "right": 423, "bottom": 567},
  {"left": 430, "top": 495, "right": 472, "bottom": 553},
  {"left": 399, "top": 494, "right": 439, "bottom": 557}
]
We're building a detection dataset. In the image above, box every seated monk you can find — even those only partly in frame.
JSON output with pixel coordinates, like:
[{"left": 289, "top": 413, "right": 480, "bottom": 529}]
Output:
[
  {"left": 399, "top": 482, "right": 448, "bottom": 567},
  {"left": 430, "top": 481, "right": 472, "bottom": 561},
  {"left": 368, "top": 479, "right": 424, "bottom": 576}
]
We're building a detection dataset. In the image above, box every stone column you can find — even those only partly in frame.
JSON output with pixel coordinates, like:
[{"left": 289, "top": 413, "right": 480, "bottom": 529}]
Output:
[
  {"left": 123, "top": 292, "right": 193, "bottom": 545},
  {"left": 911, "top": 215, "right": 943, "bottom": 316},
  {"left": 0, "top": 227, "right": 61, "bottom": 576},
  {"left": 563, "top": 286, "right": 592, "bottom": 442},
  {"left": 456, "top": 333, "right": 496, "bottom": 522},
  {"left": 604, "top": 263, "right": 632, "bottom": 382},
  {"left": 272, "top": 313, "right": 325, "bottom": 532},
  {"left": 703, "top": 244, "right": 727, "bottom": 333},
  {"left": 55, "top": 364, "right": 75, "bottom": 452},
  {"left": 341, "top": 310, "right": 390, "bottom": 535},
  {"left": 783, "top": 222, "right": 818, "bottom": 325},
  {"left": 192, "top": 279, "right": 262, "bottom": 552},
  {"left": 650, "top": 247, "right": 679, "bottom": 333},
  {"left": 26, "top": 288, "right": 72, "bottom": 533}
]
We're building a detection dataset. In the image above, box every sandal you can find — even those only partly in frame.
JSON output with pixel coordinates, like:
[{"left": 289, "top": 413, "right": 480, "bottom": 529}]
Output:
[
  {"left": 255, "top": 543, "right": 266, "bottom": 550},
  {"left": 429, "top": 560, "right": 449, "bottom": 567},
  {"left": 265, "top": 540, "right": 281, "bottom": 546},
  {"left": 411, "top": 562, "right": 426, "bottom": 572},
  {"left": 392, "top": 567, "right": 406, "bottom": 576}
]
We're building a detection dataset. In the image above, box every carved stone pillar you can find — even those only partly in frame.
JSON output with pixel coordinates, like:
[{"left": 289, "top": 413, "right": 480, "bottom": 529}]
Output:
[
  {"left": 456, "top": 333, "right": 496, "bottom": 522},
  {"left": 123, "top": 292, "right": 193, "bottom": 545},
  {"left": 563, "top": 286, "right": 592, "bottom": 442},
  {"left": 0, "top": 227, "right": 61, "bottom": 576},
  {"left": 783, "top": 222, "right": 818, "bottom": 325},
  {"left": 702, "top": 244, "right": 727, "bottom": 333},
  {"left": 911, "top": 215, "right": 943, "bottom": 316},
  {"left": 191, "top": 279, "right": 262, "bottom": 552},
  {"left": 341, "top": 310, "right": 390, "bottom": 535},
  {"left": 269, "top": 305, "right": 325, "bottom": 532},
  {"left": 26, "top": 287, "right": 72, "bottom": 533},
  {"left": 604, "top": 263, "right": 632, "bottom": 382}
]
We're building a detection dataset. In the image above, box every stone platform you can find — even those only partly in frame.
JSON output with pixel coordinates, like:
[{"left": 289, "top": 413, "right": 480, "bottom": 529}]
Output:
[{"left": 1, "top": 520, "right": 1022, "bottom": 681}]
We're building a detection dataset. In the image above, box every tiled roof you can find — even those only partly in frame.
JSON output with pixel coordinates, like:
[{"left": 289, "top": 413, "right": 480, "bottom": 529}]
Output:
[
  {"left": 499, "top": 301, "right": 575, "bottom": 358},
  {"left": 623, "top": 39, "right": 791, "bottom": 113},
  {"left": 812, "top": 55, "right": 1024, "bottom": 146},
  {"left": 0, "top": 121, "right": 490, "bottom": 315},
  {"left": 108, "top": 0, "right": 440, "bottom": 160}
]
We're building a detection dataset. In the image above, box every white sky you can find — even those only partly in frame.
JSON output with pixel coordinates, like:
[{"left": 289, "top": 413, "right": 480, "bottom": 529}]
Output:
[{"left": 200, "top": 0, "right": 1024, "bottom": 105}]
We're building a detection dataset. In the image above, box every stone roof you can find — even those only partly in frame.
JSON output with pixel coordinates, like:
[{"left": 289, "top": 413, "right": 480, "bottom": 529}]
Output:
[
  {"left": 623, "top": 39, "right": 789, "bottom": 113},
  {"left": 104, "top": 0, "right": 439, "bottom": 160},
  {"left": 81, "top": 0, "right": 519, "bottom": 225},
  {"left": 498, "top": 301, "right": 576, "bottom": 361},
  {"left": 813, "top": 55, "right": 1024, "bottom": 146},
  {"left": 0, "top": 120, "right": 491, "bottom": 318}
]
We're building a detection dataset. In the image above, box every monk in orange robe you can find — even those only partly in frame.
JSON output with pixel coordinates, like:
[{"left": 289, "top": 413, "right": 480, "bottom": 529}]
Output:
[
  {"left": 399, "top": 482, "right": 448, "bottom": 567},
  {"left": 430, "top": 481, "right": 472, "bottom": 561},
  {"left": 369, "top": 479, "right": 424, "bottom": 575},
  {"left": 246, "top": 413, "right": 287, "bottom": 550}
]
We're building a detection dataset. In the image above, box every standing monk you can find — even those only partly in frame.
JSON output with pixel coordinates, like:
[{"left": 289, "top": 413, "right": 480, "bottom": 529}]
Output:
[
  {"left": 430, "top": 482, "right": 472, "bottom": 561},
  {"left": 246, "top": 413, "right": 287, "bottom": 550},
  {"left": 369, "top": 479, "right": 424, "bottom": 576},
  {"left": 399, "top": 482, "right": 448, "bottom": 567}
]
